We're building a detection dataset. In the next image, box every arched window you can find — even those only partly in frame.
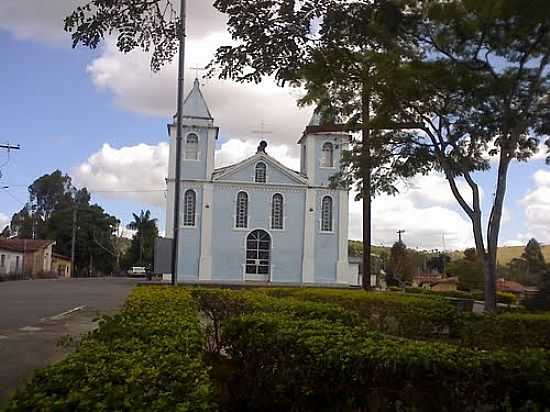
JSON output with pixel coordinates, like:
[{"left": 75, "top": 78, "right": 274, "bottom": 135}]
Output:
[
  {"left": 185, "top": 133, "right": 199, "bottom": 160},
  {"left": 255, "top": 162, "right": 267, "bottom": 183},
  {"left": 271, "top": 193, "right": 284, "bottom": 230},
  {"left": 320, "top": 142, "right": 334, "bottom": 167},
  {"left": 321, "top": 196, "right": 333, "bottom": 232},
  {"left": 183, "top": 189, "right": 196, "bottom": 226},
  {"left": 236, "top": 191, "right": 248, "bottom": 228}
]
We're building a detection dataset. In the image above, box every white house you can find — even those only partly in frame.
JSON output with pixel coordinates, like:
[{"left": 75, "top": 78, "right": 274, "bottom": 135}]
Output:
[
  {"left": 0, "top": 248, "right": 23, "bottom": 276},
  {"left": 164, "top": 79, "right": 356, "bottom": 284}
]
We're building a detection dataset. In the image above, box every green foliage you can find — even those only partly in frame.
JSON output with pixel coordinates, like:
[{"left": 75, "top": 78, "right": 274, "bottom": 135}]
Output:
[
  {"left": 447, "top": 255, "right": 485, "bottom": 291},
  {"left": 220, "top": 312, "right": 550, "bottom": 412},
  {"left": 65, "top": 1, "right": 180, "bottom": 72},
  {"left": 460, "top": 312, "right": 550, "bottom": 351},
  {"left": 262, "top": 287, "right": 462, "bottom": 338},
  {"left": 4, "top": 287, "right": 215, "bottom": 412},
  {"left": 388, "top": 241, "right": 417, "bottom": 282},
  {"left": 122, "top": 210, "right": 159, "bottom": 271},
  {"left": 9, "top": 170, "right": 120, "bottom": 275}
]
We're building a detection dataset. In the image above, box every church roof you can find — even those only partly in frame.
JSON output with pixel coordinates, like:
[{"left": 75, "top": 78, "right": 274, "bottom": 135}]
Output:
[
  {"left": 212, "top": 150, "right": 307, "bottom": 185},
  {"left": 180, "top": 78, "right": 213, "bottom": 120}
]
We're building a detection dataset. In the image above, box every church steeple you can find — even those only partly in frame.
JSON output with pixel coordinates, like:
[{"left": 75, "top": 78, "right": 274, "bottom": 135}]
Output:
[{"left": 180, "top": 78, "right": 213, "bottom": 120}]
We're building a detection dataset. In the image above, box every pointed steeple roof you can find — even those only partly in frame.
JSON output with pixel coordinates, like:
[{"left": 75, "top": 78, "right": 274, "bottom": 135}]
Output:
[
  {"left": 181, "top": 78, "right": 213, "bottom": 120},
  {"left": 308, "top": 109, "right": 321, "bottom": 126}
]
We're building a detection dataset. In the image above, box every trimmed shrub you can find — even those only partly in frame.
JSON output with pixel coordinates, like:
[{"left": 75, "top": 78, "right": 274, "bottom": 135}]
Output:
[
  {"left": 262, "top": 287, "right": 462, "bottom": 338},
  {"left": 4, "top": 286, "right": 215, "bottom": 412},
  {"left": 189, "top": 288, "right": 361, "bottom": 352},
  {"left": 461, "top": 311, "right": 550, "bottom": 350},
  {"left": 220, "top": 312, "right": 550, "bottom": 412}
]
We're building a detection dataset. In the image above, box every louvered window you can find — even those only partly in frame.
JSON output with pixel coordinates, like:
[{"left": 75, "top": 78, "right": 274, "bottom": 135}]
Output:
[
  {"left": 255, "top": 162, "right": 267, "bottom": 183},
  {"left": 236, "top": 191, "right": 248, "bottom": 228},
  {"left": 271, "top": 193, "right": 284, "bottom": 229},
  {"left": 183, "top": 189, "right": 196, "bottom": 226},
  {"left": 320, "top": 142, "right": 334, "bottom": 167},
  {"left": 321, "top": 196, "right": 333, "bottom": 232},
  {"left": 185, "top": 133, "right": 199, "bottom": 160}
]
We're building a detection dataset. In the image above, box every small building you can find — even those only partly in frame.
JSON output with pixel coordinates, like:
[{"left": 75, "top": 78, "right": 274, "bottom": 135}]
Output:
[
  {"left": 0, "top": 239, "right": 55, "bottom": 277},
  {"left": 496, "top": 278, "right": 525, "bottom": 299},
  {"left": 52, "top": 253, "right": 72, "bottom": 278},
  {"left": 413, "top": 273, "right": 443, "bottom": 289},
  {"left": 431, "top": 276, "right": 459, "bottom": 292},
  {"left": 0, "top": 247, "right": 24, "bottom": 276}
]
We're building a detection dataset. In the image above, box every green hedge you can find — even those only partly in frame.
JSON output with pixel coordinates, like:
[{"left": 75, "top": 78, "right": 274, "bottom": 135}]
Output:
[
  {"left": 460, "top": 311, "right": 550, "bottom": 350},
  {"left": 4, "top": 287, "right": 215, "bottom": 412},
  {"left": 220, "top": 312, "right": 550, "bottom": 412},
  {"left": 261, "top": 287, "right": 462, "bottom": 338},
  {"left": 189, "top": 288, "right": 362, "bottom": 352}
]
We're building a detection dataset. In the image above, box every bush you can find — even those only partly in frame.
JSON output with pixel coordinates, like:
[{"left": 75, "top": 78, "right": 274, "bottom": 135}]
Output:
[
  {"left": 262, "top": 287, "right": 462, "bottom": 338},
  {"left": 189, "top": 288, "right": 361, "bottom": 352},
  {"left": 460, "top": 311, "right": 550, "bottom": 350},
  {"left": 220, "top": 313, "right": 550, "bottom": 412},
  {"left": 4, "top": 286, "right": 215, "bottom": 412}
]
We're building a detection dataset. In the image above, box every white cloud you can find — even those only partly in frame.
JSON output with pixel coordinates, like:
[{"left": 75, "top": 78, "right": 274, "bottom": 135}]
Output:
[
  {"left": 520, "top": 169, "right": 550, "bottom": 243},
  {"left": 73, "top": 143, "right": 169, "bottom": 207},
  {"left": 87, "top": 38, "right": 311, "bottom": 151},
  {"left": 349, "top": 178, "right": 473, "bottom": 250},
  {"left": 0, "top": 0, "right": 227, "bottom": 44},
  {"left": 74, "top": 139, "right": 472, "bottom": 249},
  {"left": 0, "top": 213, "right": 9, "bottom": 231}
]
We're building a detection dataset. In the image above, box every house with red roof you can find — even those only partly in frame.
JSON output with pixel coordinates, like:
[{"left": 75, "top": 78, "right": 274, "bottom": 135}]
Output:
[
  {"left": 0, "top": 239, "right": 56, "bottom": 277},
  {"left": 496, "top": 278, "right": 526, "bottom": 299}
]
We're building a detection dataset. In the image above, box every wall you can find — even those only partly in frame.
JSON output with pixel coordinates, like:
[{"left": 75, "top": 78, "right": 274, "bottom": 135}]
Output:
[
  {"left": 209, "top": 183, "right": 306, "bottom": 282},
  {"left": 0, "top": 250, "right": 23, "bottom": 275},
  {"left": 313, "top": 189, "right": 339, "bottom": 282},
  {"left": 177, "top": 182, "right": 203, "bottom": 280}
]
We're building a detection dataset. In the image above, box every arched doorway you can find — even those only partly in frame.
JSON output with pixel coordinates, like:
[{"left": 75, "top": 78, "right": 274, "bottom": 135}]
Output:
[{"left": 245, "top": 229, "right": 271, "bottom": 281}]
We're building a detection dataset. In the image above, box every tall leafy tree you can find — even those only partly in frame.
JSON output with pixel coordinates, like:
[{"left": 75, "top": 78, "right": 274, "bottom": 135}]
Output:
[
  {"left": 10, "top": 171, "right": 120, "bottom": 276},
  {"left": 521, "top": 238, "right": 547, "bottom": 285}
]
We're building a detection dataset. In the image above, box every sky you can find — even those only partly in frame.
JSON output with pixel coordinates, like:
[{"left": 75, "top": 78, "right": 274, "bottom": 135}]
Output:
[{"left": 0, "top": 0, "right": 549, "bottom": 250}]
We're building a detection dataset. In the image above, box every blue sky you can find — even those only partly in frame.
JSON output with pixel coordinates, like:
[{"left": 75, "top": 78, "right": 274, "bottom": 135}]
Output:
[{"left": 0, "top": 1, "right": 549, "bottom": 249}]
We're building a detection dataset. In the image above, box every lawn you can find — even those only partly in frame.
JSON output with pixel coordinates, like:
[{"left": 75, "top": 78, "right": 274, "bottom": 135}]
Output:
[{"left": 4, "top": 286, "right": 550, "bottom": 411}]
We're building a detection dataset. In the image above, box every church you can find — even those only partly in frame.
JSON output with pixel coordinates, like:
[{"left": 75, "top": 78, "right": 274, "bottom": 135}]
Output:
[{"left": 165, "top": 79, "right": 355, "bottom": 284}]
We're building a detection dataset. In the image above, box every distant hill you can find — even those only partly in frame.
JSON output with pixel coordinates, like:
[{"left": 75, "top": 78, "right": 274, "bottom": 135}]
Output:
[{"left": 496, "top": 244, "right": 550, "bottom": 265}]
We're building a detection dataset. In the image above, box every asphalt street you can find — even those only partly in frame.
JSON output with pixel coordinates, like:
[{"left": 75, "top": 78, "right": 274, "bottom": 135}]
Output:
[
  {"left": 0, "top": 277, "right": 138, "bottom": 403},
  {"left": 0, "top": 277, "right": 137, "bottom": 331}
]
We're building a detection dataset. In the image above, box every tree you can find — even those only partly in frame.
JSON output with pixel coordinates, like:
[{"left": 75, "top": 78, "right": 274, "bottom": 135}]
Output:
[
  {"left": 64, "top": 0, "right": 181, "bottom": 72},
  {"left": 447, "top": 249, "right": 484, "bottom": 291},
  {"left": 10, "top": 171, "right": 120, "bottom": 276},
  {"left": 388, "top": 241, "right": 416, "bottom": 282},
  {"left": 352, "top": 1, "right": 550, "bottom": 311},
  {"left": 124, "top": 210, "right": 158, "bottom": 270},
  {"left": 525, "top": 266, "right": 550, "bottom": 311},
  {"left": 426, "top": 253, "right": 451, "bottom": 274},
  {"left": 521, "top": 238, "right": 547, "bottom": 285}
]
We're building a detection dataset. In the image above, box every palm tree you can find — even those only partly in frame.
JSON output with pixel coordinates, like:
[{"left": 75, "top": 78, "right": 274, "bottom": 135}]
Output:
[{"left": 126, "top": 210, "right": 158, "bottom": 267}]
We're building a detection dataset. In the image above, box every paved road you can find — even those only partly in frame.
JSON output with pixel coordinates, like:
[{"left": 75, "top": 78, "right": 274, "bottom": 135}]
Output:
[
  {"left": 0, "top": 277, "right": 138, "bottom": 403},
  {"left": 0, "top": 277, "right": 138, "bottom": 331}
]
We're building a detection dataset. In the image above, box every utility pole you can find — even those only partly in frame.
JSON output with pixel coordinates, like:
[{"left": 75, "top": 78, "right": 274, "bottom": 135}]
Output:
[
  {"left": 71, "top": 208, "right": 77, "bottom": 277},
  {"left": 361, "top": 83, "right": 372, "bottom": 290},
  {"left": 170, "top": 0, "right": 187, "bottom": 286},
  {"left": 397, "top": 229, "right": 406, "bottom": 243},
  {"left": 0, "top": 143, "right": 20, "bottom": 151}
]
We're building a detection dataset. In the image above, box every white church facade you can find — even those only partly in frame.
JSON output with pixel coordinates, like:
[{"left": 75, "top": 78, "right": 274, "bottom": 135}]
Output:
[{"left": 165, "top": 79, "right": 354, "bottom": 284}]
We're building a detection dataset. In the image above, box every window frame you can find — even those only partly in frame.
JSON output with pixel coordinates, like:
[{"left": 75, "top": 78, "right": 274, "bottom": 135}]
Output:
[
  {"left": 254, "top": 161, "right": 267, "bottom": 183},
  {"left": 320, "top": 195, "right": 334, "bottom": 233},
  {"left": 320, "top": 141, "right": 335, "bottom": 168},
  {"left": 271, "top": 193, "right": 285, "bottom": 230},
  {"left": 184, "top": 132, "right": 200, "bottom": 161},
  {"left": 183, "top": 189, "right": 197, "bottom": 227},
  {"left": 234, "top": 191, "right": 249, "bottom": 229}
]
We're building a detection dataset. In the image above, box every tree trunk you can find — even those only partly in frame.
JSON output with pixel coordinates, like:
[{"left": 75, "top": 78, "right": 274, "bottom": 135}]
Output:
[{"left": 361, "top": 84, "right": 371, "bottom": 290}]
